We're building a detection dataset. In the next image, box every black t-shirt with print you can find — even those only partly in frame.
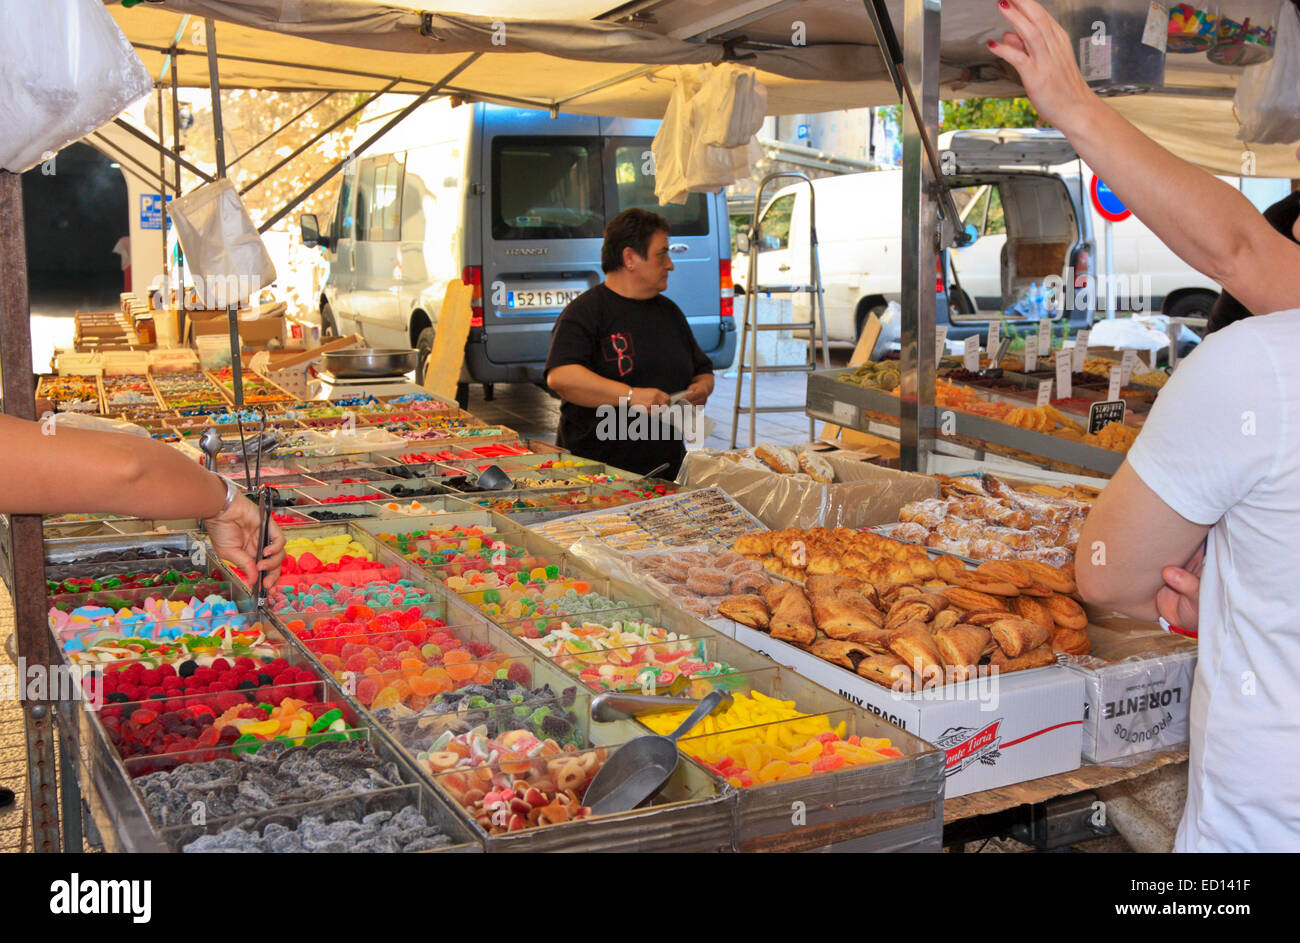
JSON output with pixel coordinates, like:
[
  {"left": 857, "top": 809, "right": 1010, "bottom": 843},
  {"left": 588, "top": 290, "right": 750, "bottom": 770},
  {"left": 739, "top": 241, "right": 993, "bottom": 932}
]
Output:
[{"left": 544, "top": 283, "right": 712, "bottom": 476}]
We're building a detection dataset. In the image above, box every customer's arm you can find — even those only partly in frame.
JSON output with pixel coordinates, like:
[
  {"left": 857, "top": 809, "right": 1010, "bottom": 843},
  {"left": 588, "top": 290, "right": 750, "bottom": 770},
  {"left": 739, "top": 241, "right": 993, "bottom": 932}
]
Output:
[
  {"left": 546, "top": 365, "right": 669, "bottom": 408},
  {"left": 991, "top": 0, "right": 1300, "bottom": 316},
  {"left": 1075, "top": 463, "right": 1209, "bottom": 619},
  {"left": 0, "top": 415, "right": 285, "bottom": 580}
]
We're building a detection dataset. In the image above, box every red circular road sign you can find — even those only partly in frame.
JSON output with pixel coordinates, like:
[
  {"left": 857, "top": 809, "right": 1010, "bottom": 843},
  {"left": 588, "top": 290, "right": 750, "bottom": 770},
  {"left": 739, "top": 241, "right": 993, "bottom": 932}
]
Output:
[{"left": 1090, "top": 175, "right": 1131, "bottom": 223}]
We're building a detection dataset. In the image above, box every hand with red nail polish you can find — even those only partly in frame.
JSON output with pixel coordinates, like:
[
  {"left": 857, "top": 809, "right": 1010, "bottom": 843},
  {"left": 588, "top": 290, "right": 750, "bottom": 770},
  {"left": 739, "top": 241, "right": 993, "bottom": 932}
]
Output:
[{"left": 986, "top": 0, "right": 1096, "bottom": 129}]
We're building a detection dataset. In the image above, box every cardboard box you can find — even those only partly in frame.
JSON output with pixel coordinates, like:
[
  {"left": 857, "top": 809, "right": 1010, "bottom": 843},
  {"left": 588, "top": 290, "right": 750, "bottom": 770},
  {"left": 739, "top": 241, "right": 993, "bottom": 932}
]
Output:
[
  {"left": 729, "top": 624, "right": 1084, "bottom": 798},
  {"left": 186, "top": 302, "right": 287, "bottom": 349},
  {"left": 248, "top": 334, "right": 364, "bottom": 399},
  {"left": 1065, "top": 615, "right": 1196, "bottom": 764},
  {"left": 678, "top": 451, "right": 939, "bottom": 530}
]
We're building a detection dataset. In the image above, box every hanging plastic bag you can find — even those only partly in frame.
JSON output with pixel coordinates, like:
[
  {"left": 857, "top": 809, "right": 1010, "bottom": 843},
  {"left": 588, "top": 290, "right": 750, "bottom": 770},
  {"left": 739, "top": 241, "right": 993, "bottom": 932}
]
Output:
[
  {"left": 169, "top": 179, "right": 278, "bottom": 309},
  {"left": 699, "top": 63, "right": 768, "bottom": 148},
  {"left": 1235, "top": 4, "right": 1300, "bottom": 144},
  {"left": 0, "top": 0, "right": 152, "bottom": 172},
  {"left": 652, "top": 64, "right": 764, "bottom": 205}
]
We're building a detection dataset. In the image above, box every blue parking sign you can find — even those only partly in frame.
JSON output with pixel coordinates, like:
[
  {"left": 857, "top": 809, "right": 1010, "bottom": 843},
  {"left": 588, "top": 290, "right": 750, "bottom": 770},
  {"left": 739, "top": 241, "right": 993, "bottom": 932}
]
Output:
[{"left": 140, "top": 193, "right": 172, "bottom": 230}]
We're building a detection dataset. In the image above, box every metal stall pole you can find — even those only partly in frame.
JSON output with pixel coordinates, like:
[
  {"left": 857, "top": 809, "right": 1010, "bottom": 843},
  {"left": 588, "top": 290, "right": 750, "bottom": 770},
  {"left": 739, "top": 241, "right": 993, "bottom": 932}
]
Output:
[
  {"left": 158, "top": 84, "right": 169, "bottom": 311},
  {"left": 0, "top": 172, "right": 62, "bottom": 852},
  {"left": 204, "top": 17, "right": 245, "bottom": 406},
  {"left": 898, "top": 0, "right": 941, "bottom": 472}
]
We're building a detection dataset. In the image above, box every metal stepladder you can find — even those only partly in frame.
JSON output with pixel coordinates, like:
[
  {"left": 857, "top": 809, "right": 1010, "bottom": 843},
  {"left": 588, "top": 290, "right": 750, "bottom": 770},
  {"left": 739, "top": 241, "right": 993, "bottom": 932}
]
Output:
[{"left": 730, "top": 171, "right": 831, "bottom": 447}]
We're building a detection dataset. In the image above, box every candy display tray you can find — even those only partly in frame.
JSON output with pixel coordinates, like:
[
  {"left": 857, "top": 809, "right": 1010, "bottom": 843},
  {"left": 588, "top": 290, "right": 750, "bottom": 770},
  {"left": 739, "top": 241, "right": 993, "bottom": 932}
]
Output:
[{"left": 50, "top": 535, "right": 481, "bottom": 853}]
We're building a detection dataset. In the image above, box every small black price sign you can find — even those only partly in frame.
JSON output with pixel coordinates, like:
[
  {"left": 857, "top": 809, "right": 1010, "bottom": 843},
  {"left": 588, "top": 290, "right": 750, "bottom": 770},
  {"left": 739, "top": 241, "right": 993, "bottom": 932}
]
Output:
[{"left": 1088, "top": 399, "right": 1126, "bottom": 434}]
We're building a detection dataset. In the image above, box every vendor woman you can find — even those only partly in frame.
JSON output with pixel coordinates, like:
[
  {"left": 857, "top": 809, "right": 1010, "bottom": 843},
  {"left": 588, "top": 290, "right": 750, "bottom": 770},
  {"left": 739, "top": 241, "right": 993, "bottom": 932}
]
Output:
[
  {"left": 0, "top": 414, "right": 285, "bottom": 582},
  {"left": 991, "top": 0, "right": 1300, "bottom": 851},
  {"left": 545, "top": 208, "right": 714, "bottom": 478}
]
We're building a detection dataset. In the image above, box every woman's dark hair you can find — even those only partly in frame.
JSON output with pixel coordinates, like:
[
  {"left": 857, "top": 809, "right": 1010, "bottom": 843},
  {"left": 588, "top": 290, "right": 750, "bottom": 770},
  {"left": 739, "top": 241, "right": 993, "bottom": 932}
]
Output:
[{"left": 601, "top": 208, "right": 670, "bottom": 273}]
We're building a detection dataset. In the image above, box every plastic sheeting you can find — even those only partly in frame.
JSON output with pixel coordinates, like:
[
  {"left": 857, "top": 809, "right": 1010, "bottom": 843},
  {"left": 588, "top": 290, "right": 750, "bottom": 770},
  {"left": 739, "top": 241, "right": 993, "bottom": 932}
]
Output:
[
  {"left": 652, "top": 65, "right": 763, "bottom": 205},
  {"left": 678, "top": 452, "right": 939, "bottom": 531},
  {"left": 0, "top": 0, "right": 151, "bottom": 172},
  {"left": 1235, "top": 4, "right": 1300, "bottom": 144}
]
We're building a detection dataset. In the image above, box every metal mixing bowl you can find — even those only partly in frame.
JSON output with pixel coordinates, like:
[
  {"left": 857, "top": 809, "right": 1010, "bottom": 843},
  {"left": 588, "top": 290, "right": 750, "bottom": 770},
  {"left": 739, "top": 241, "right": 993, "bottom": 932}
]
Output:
[{"left": 322, "top": 348, "right": 418, "bottom": 378}]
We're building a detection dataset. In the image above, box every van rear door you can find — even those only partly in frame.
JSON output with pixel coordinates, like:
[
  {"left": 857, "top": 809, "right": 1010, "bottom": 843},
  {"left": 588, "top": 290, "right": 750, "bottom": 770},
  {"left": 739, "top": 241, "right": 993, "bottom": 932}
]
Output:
[
  {"left": 480, "top": 120, "right": 605, "bottom": 377},
  {"left": 604, "top": 136, "right": 722, "bottom": 355}
]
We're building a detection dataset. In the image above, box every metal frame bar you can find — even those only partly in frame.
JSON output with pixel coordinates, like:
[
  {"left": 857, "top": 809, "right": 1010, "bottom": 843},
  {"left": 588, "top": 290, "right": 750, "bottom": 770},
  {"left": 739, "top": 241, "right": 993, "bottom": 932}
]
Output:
[
  {"left": 238, "top": 80, "right": 398, "bottom": 196},
  {"left": 205, "top": 18, "right": 228, "bottom": 179},
  {"left": 113, "top": 118, "right": 214, "bottom": 183},
  {"left": 0, "top": 172, "right": 61, "bottom": 851},
  {"left": 897, "top": 0, "right": 941, "bottom": 472},
  {"left": 88, "top": 133, "right": 169, "bottom": 193},
  {"left": 131, "top": 40, "right": 438, "bottom": 91},
  {"left": 256, "top": 53, "right": 481, "bottom": 234},
  {"left": 228, "top": 91, "right": 335, "bottom": 169}
]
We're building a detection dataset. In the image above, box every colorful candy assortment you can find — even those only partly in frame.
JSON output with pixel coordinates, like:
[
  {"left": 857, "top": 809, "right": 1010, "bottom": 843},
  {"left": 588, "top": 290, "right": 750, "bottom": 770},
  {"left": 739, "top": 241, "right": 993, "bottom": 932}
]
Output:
[
  {"left": 640, "top": 691, "right": 901, "bottom": 787},
  {"left": 65, "top": 622, "right": 279, "bottom": 667},
  {"left": 1167, "top": 3, "right": 1219, "bottom": 51},
  {"left": 50, "top": 593, "right": 248, "bottom": 642},
  {"left": 526, "top": 621, "right": 738, "bottom": 692},
  {"left": 431, "top": 736, "right": 605, "bottom": 834}
]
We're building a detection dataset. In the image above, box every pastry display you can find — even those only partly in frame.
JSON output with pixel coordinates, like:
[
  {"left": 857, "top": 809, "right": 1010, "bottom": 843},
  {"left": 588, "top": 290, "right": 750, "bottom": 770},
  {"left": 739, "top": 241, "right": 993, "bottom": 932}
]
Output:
[
  {"left": 637, "top": 548, "right": 774, "bottom": 618},
  {"left": 719, "top": 531, "right": 1087, "bottom": 688},
  {"left": 893, "top": 473, "right": 1090, "bottom": 566}
]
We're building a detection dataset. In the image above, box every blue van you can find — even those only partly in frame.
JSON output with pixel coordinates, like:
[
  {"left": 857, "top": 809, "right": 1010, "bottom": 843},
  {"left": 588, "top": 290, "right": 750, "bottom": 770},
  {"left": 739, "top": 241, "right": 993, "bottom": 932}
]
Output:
[{"left": 301, "top": 100, "right": 736, "bottom": 401}]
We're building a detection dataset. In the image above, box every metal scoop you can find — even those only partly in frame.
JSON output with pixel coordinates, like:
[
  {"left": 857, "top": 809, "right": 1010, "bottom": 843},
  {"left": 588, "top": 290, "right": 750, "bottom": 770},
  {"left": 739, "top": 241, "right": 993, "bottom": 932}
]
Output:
[
  {"left": 473, "top": 464, "right": 513, "bottom": 491},
  {"left": 583, "top": 690, "right": 726, "bottom": 816}
]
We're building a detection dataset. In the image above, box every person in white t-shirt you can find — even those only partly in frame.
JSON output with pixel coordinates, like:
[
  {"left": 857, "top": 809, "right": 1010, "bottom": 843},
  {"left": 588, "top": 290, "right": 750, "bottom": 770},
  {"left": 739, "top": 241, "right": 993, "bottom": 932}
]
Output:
[{"left": 991, "top": 0, "right": 1300, "bottom": 852}]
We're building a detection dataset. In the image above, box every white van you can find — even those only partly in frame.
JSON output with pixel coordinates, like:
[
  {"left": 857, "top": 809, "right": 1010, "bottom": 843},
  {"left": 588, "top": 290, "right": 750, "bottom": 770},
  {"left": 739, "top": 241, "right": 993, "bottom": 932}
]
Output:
[
  {"left": 734, "top": 129, "right": 1096, "bottom": 344},
  {"left": 301, "top": 97, "right": 736, "bottom": 401}
]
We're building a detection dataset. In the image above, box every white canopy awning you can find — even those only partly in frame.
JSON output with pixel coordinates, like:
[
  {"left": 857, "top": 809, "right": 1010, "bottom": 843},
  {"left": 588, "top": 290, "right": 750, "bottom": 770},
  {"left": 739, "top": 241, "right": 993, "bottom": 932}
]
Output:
[{"left": 108, "top": 0, "right": 1299, "bottom": 178}]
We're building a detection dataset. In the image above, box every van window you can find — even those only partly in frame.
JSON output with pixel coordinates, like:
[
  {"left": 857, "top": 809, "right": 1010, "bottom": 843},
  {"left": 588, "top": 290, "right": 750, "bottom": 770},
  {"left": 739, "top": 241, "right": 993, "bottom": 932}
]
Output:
[
  {"left": 958, "top": 185, "right": 991, "bottom": 233},
  {"left": 757, "top": 193, "right": 795, "bottom": 250},
  {"left": 366, "top": 156, "right": 405, "bottom": 241},
  {"left": 608, "top": 142, "right": 708, "bottom": 236},
  {"left": 492, "top": 137, "right": 604, "bottom": 239},
  {"left": 985, "top": 186, "right": 1006, "bottom": 236},
  {"left": 334, "top": 168, "right": 357, "bottom": 242},
  {"left": 355, "top": 159, "right": 375, "bottom": 242}
]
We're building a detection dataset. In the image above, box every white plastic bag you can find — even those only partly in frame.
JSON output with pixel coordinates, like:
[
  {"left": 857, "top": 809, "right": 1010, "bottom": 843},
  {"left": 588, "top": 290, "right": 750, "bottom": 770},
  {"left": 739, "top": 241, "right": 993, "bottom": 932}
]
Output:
[
  {"left": 700, "top": 63, "right": 768, "bottom": 148},
  {"left": 652, "top": 64, "right": 764, "bottom": 205},
  {"left": 169, "top": 179, "right": 278, "bottom": 309},
  {"left": 1235, "top": 4, "right": 1300, "bottom": 144},
  {"left": 0, "top": 0, "right": 152, "bottom": 172}
]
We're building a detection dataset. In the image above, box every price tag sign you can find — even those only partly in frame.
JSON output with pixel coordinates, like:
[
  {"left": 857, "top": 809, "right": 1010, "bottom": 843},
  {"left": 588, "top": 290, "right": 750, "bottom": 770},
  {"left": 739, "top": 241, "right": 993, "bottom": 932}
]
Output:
[
  {"left": 832, "top": 400, "right": 859, "bottom": 427},
  {"left": 1037, "top": 379, "right": 1053, "bottom": 407},
  {"left": 1037, "top": 320, "right": 1052, "bottom": 357},
  {"left": 963, "top": 335, "right": 980, "bottom": 371},
  {"left": 1120, "top": 349, "right": 1138, "bottom": 385},
  {"left": 1026, "top": 342, "right": 1038, "bottom": 373},
  {"left": 1108, "top": 365, "right": 1123, "bottom": 401},
  {"left": 1056, "top": 354, "right": 1073, "bottom": 400},
  {"left": 1088, "top": 400, "right": 1127, "bottom": 434},
  {"left": 986, "top": 322, "right": 1001, "bottom": 365},
  {"left": 1072, "top": 329, "right": 1090, "bottom": 372},
  {"left": 935, "top": 325, "right": 948, "bottom": 362}
]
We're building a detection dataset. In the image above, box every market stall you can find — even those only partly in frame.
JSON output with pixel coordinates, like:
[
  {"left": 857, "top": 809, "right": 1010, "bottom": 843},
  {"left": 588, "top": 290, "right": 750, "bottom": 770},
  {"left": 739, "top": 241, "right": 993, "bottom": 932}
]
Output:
[{"left": 8, "top": 0, "right": 1276, "bottom": 854}]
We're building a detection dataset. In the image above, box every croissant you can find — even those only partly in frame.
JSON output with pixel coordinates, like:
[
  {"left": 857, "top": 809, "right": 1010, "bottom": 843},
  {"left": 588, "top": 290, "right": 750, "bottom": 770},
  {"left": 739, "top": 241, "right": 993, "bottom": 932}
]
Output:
[
  {"left": 990, "top": 644, "right": 1058, "bottom": 673},
  {"left": 811, "top": 639, "right": 873, "bottom": 671},
  {"left": 718, "top": 594, "right": 770, "bottom": 630},
  {"left": 935, "top": 624, "right": 994, "bottom": 682},
  {"left": 769, "top": 585, "right": 816, "bottom": 647},
  {"left": 990, "top": 617, "right": 1052, "bottom": 658},
  {"left": 887, "top": 620, "right": 945, "bottom": 684},
  {"left": 857, "top": 653, "right": 915, "bottom": 691}
]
